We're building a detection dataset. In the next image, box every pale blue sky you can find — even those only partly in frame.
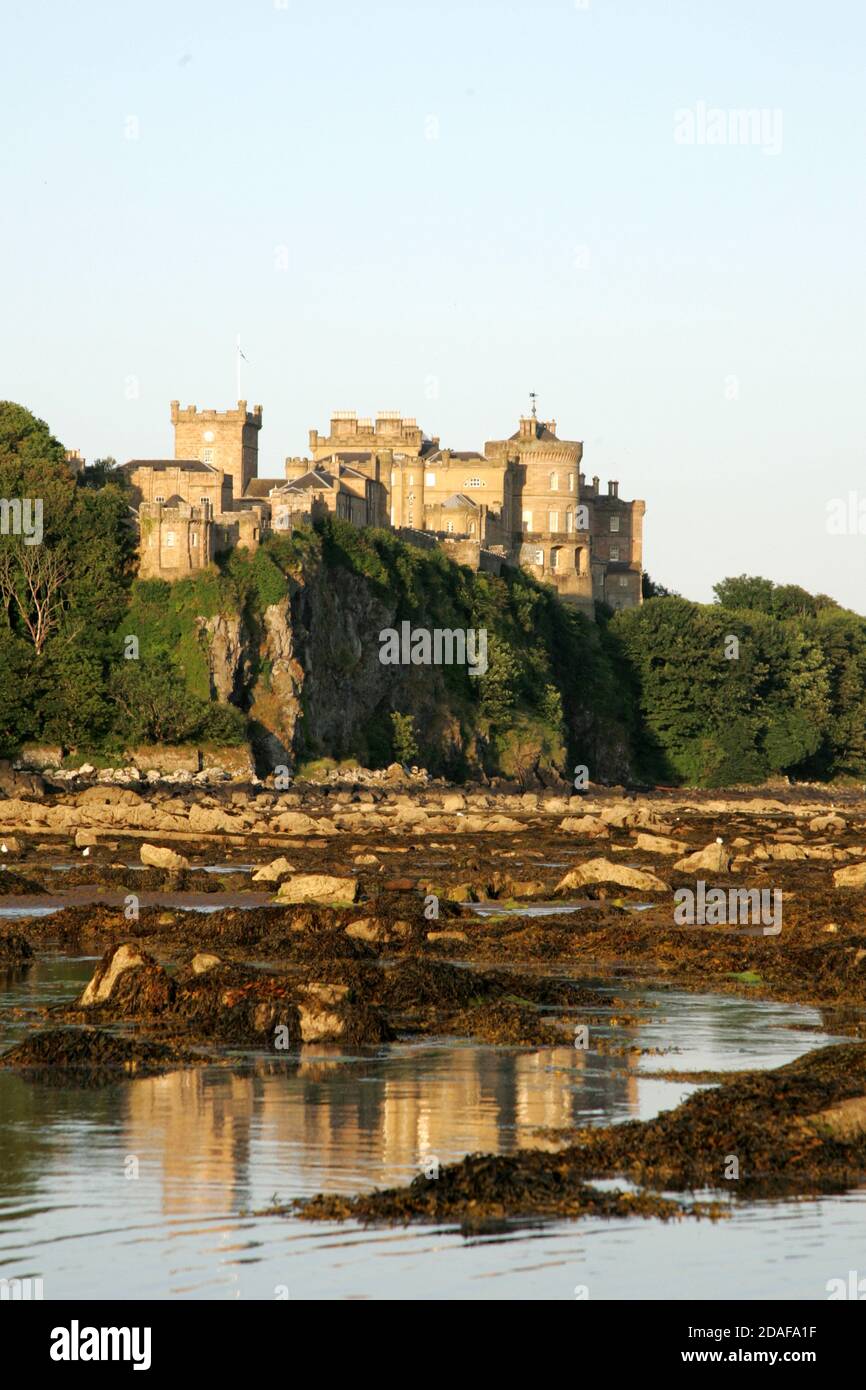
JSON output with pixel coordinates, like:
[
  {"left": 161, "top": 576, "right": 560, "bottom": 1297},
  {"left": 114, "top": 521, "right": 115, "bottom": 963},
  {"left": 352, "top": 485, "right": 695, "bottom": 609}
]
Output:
[{"left": 2, "top": 0, "right": 864, "bottom": 606}]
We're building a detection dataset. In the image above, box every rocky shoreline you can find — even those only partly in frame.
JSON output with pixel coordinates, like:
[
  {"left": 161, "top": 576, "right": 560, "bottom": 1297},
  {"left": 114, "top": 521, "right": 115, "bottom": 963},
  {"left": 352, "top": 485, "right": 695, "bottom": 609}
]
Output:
[{"left": 3, "top": 768, "right": 866, "bottom": 1229}]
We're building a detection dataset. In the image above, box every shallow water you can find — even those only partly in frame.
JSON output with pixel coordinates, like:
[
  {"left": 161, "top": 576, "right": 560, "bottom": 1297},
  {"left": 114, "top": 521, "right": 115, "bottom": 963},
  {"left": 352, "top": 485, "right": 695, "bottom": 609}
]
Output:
[{"left": 0, "top": 953, "right": 857, "bottom": 1300}]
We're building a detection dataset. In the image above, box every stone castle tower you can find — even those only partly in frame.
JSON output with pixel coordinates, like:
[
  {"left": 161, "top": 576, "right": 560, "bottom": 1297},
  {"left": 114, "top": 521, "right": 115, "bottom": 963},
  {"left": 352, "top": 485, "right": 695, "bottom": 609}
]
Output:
[{"left": 171, "top": 400, "right": 262, "bottom": 503}]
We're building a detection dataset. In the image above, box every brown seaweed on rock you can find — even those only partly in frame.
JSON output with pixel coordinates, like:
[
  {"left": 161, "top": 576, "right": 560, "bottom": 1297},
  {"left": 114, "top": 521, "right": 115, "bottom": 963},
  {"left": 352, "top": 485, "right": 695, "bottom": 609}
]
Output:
[
  {"left": 0, "top": 931, "right": 33, "bottom": 965},
  {"left": 0, "top": 1027, "right": 203, "bottom": 1082}
]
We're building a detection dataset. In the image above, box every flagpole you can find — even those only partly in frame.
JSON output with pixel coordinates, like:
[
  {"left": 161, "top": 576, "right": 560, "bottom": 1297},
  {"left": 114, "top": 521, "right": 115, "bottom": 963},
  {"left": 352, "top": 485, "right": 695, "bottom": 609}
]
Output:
[{"left": 236, "top": 334, "right": 241, "bottom": 402}]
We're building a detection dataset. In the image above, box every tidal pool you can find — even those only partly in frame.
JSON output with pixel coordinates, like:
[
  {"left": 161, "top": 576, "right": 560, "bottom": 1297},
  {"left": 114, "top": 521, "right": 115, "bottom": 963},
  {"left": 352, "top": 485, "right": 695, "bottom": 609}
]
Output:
[{"left": 0, "top": 953, "right": 857, "bottom": 1300}]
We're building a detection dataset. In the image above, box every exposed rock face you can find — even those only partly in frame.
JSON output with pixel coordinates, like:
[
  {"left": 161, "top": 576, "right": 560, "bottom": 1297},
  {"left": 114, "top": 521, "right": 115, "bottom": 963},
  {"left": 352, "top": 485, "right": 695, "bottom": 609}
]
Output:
[
  {"left": 202, "top": 612, "right": 250, "bottom": 704},
  {"left": 0, "top": 761, "right": 44, "bottom": 798},
  {"left": 76, "top": 787, "right": 144, "bottom": 807}
]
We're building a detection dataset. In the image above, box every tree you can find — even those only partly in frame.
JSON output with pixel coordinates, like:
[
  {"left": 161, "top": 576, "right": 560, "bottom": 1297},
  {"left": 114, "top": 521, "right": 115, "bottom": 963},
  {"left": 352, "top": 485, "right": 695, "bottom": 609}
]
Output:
[
  {"left": 390, "top": 712, "right": 419, "bottom": 764},
  {"left": 0, "top": 541, "right": 71, "bottom": 653},
  {"left": 642, "top": 573, "right": 680, "bottom": 600}
]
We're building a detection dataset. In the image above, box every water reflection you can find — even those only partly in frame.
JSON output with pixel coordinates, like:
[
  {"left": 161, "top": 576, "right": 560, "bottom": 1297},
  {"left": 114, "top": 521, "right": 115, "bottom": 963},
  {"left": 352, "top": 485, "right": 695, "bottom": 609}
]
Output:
[{"left": 0, "top": 955, "right": 850, "bottom": 1300}]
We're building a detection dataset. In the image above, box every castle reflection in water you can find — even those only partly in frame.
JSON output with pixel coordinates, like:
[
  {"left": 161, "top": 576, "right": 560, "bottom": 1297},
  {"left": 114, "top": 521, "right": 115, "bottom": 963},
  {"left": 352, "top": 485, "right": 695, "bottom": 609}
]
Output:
[{"left": 120, "top": 1040, "right": 642, "bottom": 1218}]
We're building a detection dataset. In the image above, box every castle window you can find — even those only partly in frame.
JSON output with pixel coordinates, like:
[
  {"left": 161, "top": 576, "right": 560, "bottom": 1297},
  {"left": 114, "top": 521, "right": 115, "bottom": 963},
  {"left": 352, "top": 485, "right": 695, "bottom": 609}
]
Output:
[
  {"left": 610, "top": 516, "right": 620, "bottom": 532},
  {"left": 199, "top": 496, "right": 210, "bottom": 507},
  {"left": 463, "top": 478, "right": 482, "bottom": 488},
  {"left": 619, "top": 576, "right": 628, "bottom": 588},
  {"left": 425, "top": 472, "right": 436, "bottom": 487},
  {"left": 610, "top": 544, "right": 620, "bottom": 561},
  {"left": 190, "top": 533, "right": 198, "bottom": 546},
  {"left": 164, "top": 531, "right": 177, "bottom": 547},
  {"left": 534, "top": 548, "right": 544, "bottom": 566},
  {"left": 549, "top": 510, "right": 560, "bottom": 533},
  {"left": 446, "top": 521, "right": 455, "bottom": 533},
  {"left": 202, "top": 449, "right": 214, "bottom": 466},
  {"left": 565, "top": 509, "right": 573, "bottom": 533},
  {"left": 469, "top": 522, "right": 475, "bottom": 535},
  {"left": 154, "top": 494, "right": 165, "bottom": 503},
  {"left": 568, "top": 473, "right": 574, "bottom": 490},
  {"left": 549, "top": 472, "right": 559, "bottom": 491},
  {"left": 521, "top": 509, "right": 533, "bottom": 533}
]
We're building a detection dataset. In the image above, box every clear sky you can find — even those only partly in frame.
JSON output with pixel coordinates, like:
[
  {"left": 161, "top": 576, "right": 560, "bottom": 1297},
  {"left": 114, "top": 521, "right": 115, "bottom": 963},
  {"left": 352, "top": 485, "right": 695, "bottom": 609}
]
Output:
[{"left": 2, "top": 0, "right": 864, "bottom": 607}]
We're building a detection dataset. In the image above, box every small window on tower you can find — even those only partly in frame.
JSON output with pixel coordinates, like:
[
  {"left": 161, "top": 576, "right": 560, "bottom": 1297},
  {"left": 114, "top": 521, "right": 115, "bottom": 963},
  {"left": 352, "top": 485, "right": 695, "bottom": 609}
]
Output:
[
  {"left": 191, "top": 533, "right": 198, "bottom": 547},
  {"left": 610, "top": 516, "right": 620, "bottom": 533},
  {"left": 154, "top": 495, "right": 165, "bottom": 503},
  {"left": 425, "top": 472, "right": 436, "bottom": 487},
  {"left": 202, "top": 449, "right": 214, "bottom": 466},
  {"left": 610, "top": 544, "right": 620, "bottom": 561}
]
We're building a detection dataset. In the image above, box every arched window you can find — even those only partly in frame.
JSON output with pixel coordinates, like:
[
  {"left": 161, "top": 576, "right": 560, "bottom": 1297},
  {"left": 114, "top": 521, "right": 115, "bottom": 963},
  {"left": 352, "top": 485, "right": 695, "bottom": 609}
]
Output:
[
  {"left": 549, "top": 472, "right": 559, "bottom": 491},
  {"left": 565, "top": 509, "right": 573, "bottom": 533}
]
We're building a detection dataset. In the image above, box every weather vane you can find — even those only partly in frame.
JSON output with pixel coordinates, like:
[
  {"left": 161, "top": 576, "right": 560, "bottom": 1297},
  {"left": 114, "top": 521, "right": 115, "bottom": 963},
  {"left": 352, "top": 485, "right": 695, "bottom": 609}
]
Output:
[{"left": 529, "top": 391, "right": 537, "bottom": 419}]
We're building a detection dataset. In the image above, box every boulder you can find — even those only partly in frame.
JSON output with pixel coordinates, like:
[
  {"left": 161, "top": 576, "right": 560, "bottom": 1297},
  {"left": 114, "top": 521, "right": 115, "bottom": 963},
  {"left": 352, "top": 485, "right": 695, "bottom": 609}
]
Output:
[
  {"left": 808, "top": 1096, "right": 866, "bottom": 1141},
  {"left": 0, "top": 837, "right": 21, "bottom": 855},
  {"left": 276, "top": 874, "right": 359, "bottom": 905},
  {"left": 270, "top": 810, "right": 326, "bottom": 835},
  {"left": 560, "top": 815, "right": 610, "bottom": 838},
  {"left": 79, "top": 944, "right": 148, "bottom": 1006},
  {"left": 555, "top": 858, "right": 669, "bottom": 893},
  {"left": 765, "top": 842, "right": 807, "bottom": 861},
  {"left": 673, "top": 843, "right": 731, "bottom": 874},
  {"left": 140, "top": 843, "right": 190, "bottom": 871},
  {"left": 834, "top": 863, "right": 866, "bottom": 889},
  {"left": 809, "top": 814, "right": 847, "bottom": 833},
  {"left": 345, "top": 917, "right": 411, "bottom": 944},
  {"left": 74, "top": 829, "right": 99, "bottom": 848},
  {"left": 481, "top": 815, "right": 524, "bottom": 833},
  {"left": 191, "top": 952, "right": 222, "bottom": 975},
  {"left": 251, "top": 856, "right": 297, "bottom": 883},
  {"left": 633, "top": 832, "right": 689, "bottom": 856}
]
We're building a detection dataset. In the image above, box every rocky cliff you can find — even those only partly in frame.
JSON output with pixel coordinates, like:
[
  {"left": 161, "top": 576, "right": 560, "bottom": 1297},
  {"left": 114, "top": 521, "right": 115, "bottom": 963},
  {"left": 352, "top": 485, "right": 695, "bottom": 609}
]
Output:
[{"left": 195, "top": 522, "right": 636, "bottom": 786}]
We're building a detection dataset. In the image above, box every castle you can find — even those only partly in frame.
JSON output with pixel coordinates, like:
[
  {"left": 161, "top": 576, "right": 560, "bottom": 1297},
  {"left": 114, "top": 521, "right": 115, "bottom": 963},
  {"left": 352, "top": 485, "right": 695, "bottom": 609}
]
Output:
[{"left": 121, "top": 400, "right": 645, "bottom": 616}]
